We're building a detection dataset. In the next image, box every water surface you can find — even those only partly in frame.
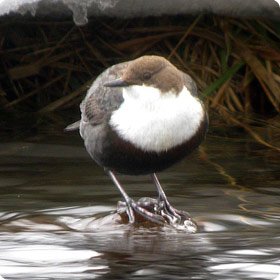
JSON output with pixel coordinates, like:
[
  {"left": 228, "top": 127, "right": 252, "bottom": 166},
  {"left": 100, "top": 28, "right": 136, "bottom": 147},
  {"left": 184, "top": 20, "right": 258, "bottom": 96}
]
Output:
[{"left": 0, "top": 123, "right": 280, "bottom": 279}]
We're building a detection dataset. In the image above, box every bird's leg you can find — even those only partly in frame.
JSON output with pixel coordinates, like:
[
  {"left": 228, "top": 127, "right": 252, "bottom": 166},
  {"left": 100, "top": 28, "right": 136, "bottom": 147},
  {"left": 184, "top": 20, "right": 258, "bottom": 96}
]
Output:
[
  {"left": 106, "top": 170, "right": 165, "bottom": 225},
  {"left": 151, "top": 173, "right": 191, "bottom": 225},
  {"left": 106, "top": 170, "right": 135, "bottom": 223}
]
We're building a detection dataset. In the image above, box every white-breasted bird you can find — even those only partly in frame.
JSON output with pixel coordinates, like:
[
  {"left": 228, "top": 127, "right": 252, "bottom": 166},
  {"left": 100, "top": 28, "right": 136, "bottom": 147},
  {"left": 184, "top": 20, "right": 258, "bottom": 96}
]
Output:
[{"left": 66, "top": 55, "right": 208, "bottom": 228}]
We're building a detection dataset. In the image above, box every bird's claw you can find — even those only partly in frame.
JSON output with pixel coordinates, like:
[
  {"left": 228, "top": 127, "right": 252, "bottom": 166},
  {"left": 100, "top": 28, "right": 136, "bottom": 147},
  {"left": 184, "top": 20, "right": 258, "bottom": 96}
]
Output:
[
  {"left": 117, "top": 198, "right": 165, "bottom": 225},
  {"left": 117, "top": 197, "right": 197, "bottom": 232}
]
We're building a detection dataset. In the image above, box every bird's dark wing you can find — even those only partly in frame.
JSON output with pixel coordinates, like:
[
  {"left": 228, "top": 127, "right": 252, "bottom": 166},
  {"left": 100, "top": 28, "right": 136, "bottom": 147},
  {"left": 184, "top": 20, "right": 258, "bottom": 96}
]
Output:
[
  {"left": 82, "top": 94, "right": 107, "bottom": 126},
  {"left": 81, "top": 62, "right": 128, "bottom": 127},
  {"left": 64, "top": 62, "right": 127, "bottom": 132}
]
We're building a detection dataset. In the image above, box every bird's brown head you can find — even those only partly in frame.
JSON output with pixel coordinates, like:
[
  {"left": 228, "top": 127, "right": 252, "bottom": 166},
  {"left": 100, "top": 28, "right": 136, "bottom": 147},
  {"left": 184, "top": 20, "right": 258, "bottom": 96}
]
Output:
[{"left": 104, "top": 56, "right": 184, "bottom": 95}]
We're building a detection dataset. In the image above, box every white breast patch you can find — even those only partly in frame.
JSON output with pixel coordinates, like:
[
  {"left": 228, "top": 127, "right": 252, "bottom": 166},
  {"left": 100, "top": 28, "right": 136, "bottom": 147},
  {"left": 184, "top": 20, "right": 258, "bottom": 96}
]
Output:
[{"left": 109, "top": 85, "right": 204, "bottom": 153}]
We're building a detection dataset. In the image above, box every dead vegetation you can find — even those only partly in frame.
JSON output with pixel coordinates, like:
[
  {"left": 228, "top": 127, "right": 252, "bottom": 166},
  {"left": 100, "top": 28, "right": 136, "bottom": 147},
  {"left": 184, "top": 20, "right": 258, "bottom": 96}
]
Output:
[{"left": 0, "top": 15, "right": 279, "bottom": 149}]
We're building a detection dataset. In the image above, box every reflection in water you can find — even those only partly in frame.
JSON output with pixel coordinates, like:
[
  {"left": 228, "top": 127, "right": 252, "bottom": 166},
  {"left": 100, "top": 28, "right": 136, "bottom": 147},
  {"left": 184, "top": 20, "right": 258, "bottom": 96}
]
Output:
[{"left": 0, "top": 129, "right": 280, "bottom": 279}]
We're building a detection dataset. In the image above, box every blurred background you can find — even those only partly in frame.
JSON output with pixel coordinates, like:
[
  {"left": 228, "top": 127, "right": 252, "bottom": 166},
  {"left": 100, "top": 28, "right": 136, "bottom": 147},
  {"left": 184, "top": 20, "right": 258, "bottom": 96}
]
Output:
[{"left": 1, "top": 0, "right": 280, "bottom": 151}]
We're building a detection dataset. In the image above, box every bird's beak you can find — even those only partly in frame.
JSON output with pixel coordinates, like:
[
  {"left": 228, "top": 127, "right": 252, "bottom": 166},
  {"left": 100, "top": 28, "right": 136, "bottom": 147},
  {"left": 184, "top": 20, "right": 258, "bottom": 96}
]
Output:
[{"left": 104, "top": 78, "right": 129, "bottom": 87}]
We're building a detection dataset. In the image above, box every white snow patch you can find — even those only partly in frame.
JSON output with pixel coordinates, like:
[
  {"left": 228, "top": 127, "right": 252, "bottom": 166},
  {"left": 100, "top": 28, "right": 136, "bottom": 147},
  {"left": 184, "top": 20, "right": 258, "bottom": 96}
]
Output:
[{"left": 0, "top": 0, "right": 279, "bottom": 25}]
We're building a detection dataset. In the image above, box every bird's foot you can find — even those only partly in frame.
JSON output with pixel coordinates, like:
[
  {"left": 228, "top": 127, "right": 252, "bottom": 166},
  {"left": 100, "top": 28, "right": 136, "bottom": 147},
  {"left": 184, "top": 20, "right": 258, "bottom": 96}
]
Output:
[
  {"left": 117, "top": 197, "right": 165, "bottom": 225},
  {"left": 156, "top": 198, "right": 197, "bottom": 232},
  {"left": 117, "top": 197, "right": 197, "bottom": 232}
]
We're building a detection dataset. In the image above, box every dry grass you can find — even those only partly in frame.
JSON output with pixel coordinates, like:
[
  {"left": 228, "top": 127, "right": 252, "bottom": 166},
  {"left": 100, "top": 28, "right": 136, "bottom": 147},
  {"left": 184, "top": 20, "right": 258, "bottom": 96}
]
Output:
[{"left": 0, "top": 15, "right": 280, "bottom": 149}]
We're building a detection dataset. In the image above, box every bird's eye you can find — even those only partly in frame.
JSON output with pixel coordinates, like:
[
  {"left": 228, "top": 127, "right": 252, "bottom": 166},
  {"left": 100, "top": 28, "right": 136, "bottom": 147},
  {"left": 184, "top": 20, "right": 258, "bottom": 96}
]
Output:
[{"left": 143, "top": 72, "right": 151, "bottom": 80}]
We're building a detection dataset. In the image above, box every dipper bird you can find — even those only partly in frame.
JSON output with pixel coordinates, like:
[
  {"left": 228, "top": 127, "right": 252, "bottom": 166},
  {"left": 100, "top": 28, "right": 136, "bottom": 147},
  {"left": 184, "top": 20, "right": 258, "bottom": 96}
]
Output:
[{"left": 66, "top": 55, "right": 208, "bottom": 228}]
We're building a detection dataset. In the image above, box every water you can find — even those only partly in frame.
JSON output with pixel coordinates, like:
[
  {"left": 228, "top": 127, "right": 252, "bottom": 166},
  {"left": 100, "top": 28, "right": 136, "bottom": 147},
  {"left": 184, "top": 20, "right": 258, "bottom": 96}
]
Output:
[{"left": 0, "top": 123, "right": 280, "bottom": 280}]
